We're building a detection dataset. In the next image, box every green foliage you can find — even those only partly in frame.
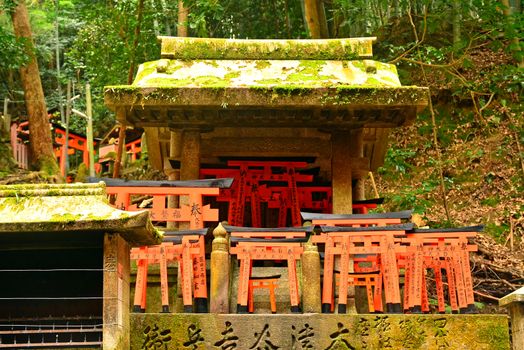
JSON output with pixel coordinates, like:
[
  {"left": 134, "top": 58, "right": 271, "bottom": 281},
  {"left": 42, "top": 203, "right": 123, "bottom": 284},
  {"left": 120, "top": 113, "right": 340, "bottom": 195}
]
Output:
[
  {"left": 0, "top": 26, "right": 30, "bottom": 69},
  {"left": 381, "top": 148, "right": 417, "bottom": 175}
]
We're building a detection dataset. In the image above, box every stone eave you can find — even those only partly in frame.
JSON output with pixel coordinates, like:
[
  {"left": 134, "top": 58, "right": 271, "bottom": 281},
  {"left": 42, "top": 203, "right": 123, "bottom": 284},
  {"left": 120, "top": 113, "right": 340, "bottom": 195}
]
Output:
[
  {"left": 0, "top": 183, "right": 161, "bottom": 247},
  {"left": 159, "top": 36, "right": 376, "bottom": 60},
  {"left": 104, "top": 85, "right": 428, "bottom": 128}
]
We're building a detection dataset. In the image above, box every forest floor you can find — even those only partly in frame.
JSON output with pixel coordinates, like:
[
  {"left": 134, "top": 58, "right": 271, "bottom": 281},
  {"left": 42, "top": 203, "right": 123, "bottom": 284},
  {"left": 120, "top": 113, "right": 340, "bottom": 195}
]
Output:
[{"left": 373, "top": 45, "right": 524, "bottom": 310}]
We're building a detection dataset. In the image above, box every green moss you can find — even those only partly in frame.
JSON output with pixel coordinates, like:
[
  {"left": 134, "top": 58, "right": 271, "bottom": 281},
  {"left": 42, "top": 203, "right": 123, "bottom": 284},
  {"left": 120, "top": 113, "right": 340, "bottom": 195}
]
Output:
[
  {"left": 193, "top": 76, "right": 229, "bottom": 88},
  {"left": 364, "top": 77, "right": 382, "bottom": 86},
  {"left": 75, "top": 163, "right": 88, "bottom": 183},
  {"left": 352, "top": 61, "right": 366, "bottom": 70},
  {"left": 205, "top": 60, "right": 219, "bottom": 68},
  {"left": 224, "top": 71, "right": 240, "bottom": 80},
  {"left": 50, "top": 213, "right": 82, "bottom": 222},
  {"left": 165, "top": 62, "right": 183, "bottom": 74},
  {"left": 145, "top": 78, "right": 193, "bottom": 87},
  {"left": 248, "top": 85, "right": 313, "bottom": 98},
  {"left": 255, "top": 60, "right": 271, "bottom": 69},
  {"left": 254, "top": 78, "right": 284, "bottom": 85},
  {"left": 161, "top": 37, "right": 369, "bottom": 60},
  {"left": 477, "top": 322, "right": 510, "bottom": 350}
]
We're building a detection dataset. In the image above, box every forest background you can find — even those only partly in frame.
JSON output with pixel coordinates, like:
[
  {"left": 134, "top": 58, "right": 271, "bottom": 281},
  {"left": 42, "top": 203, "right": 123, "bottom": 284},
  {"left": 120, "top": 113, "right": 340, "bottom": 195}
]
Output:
[{"left": 0, "top": 0, "right": 523, "bottom": 301}]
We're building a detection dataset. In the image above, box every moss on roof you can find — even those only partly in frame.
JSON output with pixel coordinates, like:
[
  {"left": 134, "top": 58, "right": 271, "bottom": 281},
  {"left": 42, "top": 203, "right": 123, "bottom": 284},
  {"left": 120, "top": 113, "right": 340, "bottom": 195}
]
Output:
[
  {"left": 159, "top": 37, "right": 375, "bottom": 60},
  {"left": 0, "top": 183, "right": 161, "bottom": 246},
  {"left": 131, "top": 59, "right": 401, "bottom": 88}
]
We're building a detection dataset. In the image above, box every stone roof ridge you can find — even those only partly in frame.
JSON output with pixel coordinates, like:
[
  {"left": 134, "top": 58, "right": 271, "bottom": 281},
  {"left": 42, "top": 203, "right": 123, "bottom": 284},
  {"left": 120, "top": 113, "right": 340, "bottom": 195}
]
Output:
[
  {"left": 0, "top": 182, "right": 107, "bottom": 198},
  {"left": 159, "top": 36, "right": 376, "bottom": 60}
]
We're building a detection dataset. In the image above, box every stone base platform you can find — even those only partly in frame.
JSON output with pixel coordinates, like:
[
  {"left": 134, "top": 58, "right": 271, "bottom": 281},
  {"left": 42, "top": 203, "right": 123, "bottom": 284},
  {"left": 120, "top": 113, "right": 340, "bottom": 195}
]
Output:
[{"left": 132, "top": 313, "right": 509, "bottom": 349}]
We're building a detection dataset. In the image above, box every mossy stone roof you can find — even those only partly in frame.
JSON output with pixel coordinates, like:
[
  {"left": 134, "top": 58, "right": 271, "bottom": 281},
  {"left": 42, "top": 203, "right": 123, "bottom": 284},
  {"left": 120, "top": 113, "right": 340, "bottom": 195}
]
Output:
[
  {"left": 104, "top": 37, "right": 428, "bottom": 128},
  {"left": 0, "top": 183, "right": 161, "bottom": 247}
]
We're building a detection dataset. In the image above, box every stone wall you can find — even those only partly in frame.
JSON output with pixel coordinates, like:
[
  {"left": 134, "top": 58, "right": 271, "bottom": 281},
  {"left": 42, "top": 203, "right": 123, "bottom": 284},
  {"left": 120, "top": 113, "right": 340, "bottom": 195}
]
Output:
[{"left": 132, "top": 313, "right": 509, "bottom": 350}]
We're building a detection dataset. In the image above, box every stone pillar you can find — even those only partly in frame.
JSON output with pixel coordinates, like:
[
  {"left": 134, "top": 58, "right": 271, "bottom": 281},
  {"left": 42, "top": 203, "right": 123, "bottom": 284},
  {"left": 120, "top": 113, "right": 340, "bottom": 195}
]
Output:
[
  {"left": 331, "top": 131, "right": 352, "bottom": 214},
  {"left": 301, "top": 239, "right": 321, "bottom": 313},
  {"left": 180, "top": 129, "right": 201, "bottom": 230},
  {"left": 180, "top": 129, "right": 201, "bottom": 181},
  {"left": 350, "top": 128, "right": 365, "bottom": 201},
  {"left": 103, "top": 233, "right": 130, "bottom": 350},
  {"left": 500, "top": 286, "right": 524, "bottom": 350},
  {"left": 330, "top": 130, "right": 356, "bottom": 313},
  {"left": 165, "top": 130, "right": 182, "bottom": 230},
  {"left": 210, "top": 223, "right": 230, "bottom": 313}
]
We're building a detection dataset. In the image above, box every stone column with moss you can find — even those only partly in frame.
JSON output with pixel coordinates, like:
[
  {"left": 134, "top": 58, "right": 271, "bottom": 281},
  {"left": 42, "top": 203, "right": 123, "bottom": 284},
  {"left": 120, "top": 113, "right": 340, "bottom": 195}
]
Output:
[
  {"left": 350, "top": 128, "right": 365, "bottom": 201},
  {"left": 165, "top": 129, "right": 182, "bottom": 230},
  {"left": 301, "top": 236, "right": 321, "bottom": 313},
  {"left": 331, "top": 130, "right": 356, "bottom": 313},
  {"left": 103, "top": 233, "right": 130, "bottom": 350},
  {"left": 210, "top": 223, "right": 230, "bottom": 313},
  {"left": 500, "top": 286, "right": 524, "bottom": 350}
]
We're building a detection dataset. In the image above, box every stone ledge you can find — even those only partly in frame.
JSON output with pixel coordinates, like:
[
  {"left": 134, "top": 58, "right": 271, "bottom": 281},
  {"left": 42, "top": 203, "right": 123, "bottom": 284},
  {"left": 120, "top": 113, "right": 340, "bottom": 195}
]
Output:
[
  {"left": 499, "top": 286, "right": 524, "bottom": 307},
  {"left": 132, "top": 313, "right": 509, "bottom": 350}
]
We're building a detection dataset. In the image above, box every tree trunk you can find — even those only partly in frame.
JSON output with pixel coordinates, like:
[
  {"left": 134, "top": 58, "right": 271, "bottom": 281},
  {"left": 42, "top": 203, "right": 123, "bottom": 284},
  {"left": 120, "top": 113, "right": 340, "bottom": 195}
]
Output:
[
  {"left": 303, "top": 0, "right": 322, "bottom": 38},
  {"left": 11, "top": 1, "right": 59, "bottom": 174},
  {"left": 114, "top": 0, "right": 145, "bottom": 179},
  {"left": 177, "top": 0, "right": 189, "bottom": 37},
  {"left": 501, "top": 0, "right": 524, "bottom": 68},
  {"left": 452, "top": 0, "right": 461, "bottom": 49}
]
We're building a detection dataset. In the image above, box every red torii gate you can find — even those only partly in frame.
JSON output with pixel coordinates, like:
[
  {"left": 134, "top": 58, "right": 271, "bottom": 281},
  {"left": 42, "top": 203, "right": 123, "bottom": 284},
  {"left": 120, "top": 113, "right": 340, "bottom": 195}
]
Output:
[
  {"left": 201, "top": 161, "right": 314, "bottom": 227},
  {"left": 313, "top": 224, "right": 412, "bottom": 314},
  {"left": 226, "top": 225, "right": 312, "bottom": 313},
  {"left": 399, "top": 226, "right": 481, "bottom": 314},
  {"left": 91, "top": 177, "right": 233, "bottom": 313}
]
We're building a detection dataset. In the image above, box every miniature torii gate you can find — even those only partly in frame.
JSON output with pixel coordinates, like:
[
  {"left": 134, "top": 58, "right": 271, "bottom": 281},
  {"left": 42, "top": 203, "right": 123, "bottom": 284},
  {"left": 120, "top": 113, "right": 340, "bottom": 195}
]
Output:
[
  {"left": 131, "top": 229, "right": 208, "bottom": 313},
  {"left": 90, "top": 177, "right": 233, "bottom": 312},
  {"left": 313, "top": 224, "right": 412, "bottom": 314},
  {"left": 226, "top": 225, "right": 312, "bottom": 313},
  {"left": 400, "top": 226, "right": 481, "bottom": 314},
  {"left": 201, "top": 161, "right": 314, "bottom": 227}
]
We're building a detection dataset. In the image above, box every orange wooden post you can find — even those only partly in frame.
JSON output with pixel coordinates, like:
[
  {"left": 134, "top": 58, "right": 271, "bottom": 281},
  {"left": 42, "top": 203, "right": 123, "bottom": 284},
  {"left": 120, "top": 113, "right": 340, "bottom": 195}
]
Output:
[
  {"left": 373, "top": 270, "right": 383, "bottom": 312},
  {"left": 321, "top": 237, "right": 335, "bottom": 313},
  {"left": 236, "top": 250, "right": 252, "bottom": 313},
  {"left": 460, "top": 242, "right": 476, "bottom": 312},
  {"left": 408, "top": 240, "right": 425, "bottom": 313},
  {"left": 445, "top": 257, "right": 459, "bottom": 313},
  {"left": 402, "top": 253, "right": 412, "bottom": 312},
  {"left": 131, "top": 246, "right": 149, "bottom": 313},
  {"left": 159, "top": 244, "right": 170, "bottom": 313},
  {"left": 287, "top": 248, "right": 300, "bottom": 313},
  {"left": 230, "top": 167, "right": 247, "bottom": 226},
  {"left": 191, "top": 235, "right": 208, "bottom": 312},
  {"left": 433, "top": 260, "right": 446, "bottom": 313},
  {"left": 451, "top": 248, "right": 468, "bottom": 312},
  {"left": 421, "top": 272, "right": 430, "bottom": 313},
  {"left": 337, "top": 236, "right": 351, "bottom": 314},
  {"left": 381, "top": 235, "right": 402, "bottom": 313},
  {"left": 181, "top": 238, "right": 194, "bottom": 312}
]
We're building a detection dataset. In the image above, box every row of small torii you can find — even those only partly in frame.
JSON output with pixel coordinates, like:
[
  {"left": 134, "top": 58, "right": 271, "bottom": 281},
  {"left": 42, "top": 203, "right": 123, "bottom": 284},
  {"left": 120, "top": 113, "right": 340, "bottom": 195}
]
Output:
[{"left": 92, "top": 172, "right": 479, "bottom": 315}]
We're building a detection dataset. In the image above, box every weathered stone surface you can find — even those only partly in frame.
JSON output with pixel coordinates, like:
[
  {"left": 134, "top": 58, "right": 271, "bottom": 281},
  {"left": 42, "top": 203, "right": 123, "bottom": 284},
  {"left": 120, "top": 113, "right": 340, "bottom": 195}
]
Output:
[
  {"left": 500, "top": 287, "right": 524, "bottom": 350},
  {"left": 131, "top": 313, "right": 509, "bottom": 350},
  {"left": 131, "top": 59, "right": 401, "bottom": 88},
  {"left": 103, "top": 233, "right": 130, "bottom": 350},
  {"left": 159, "top": 37, "right": 375, "bottom": 60},
  {"left": 0, "top": 183, "right": 161, "bottom": 246}
]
